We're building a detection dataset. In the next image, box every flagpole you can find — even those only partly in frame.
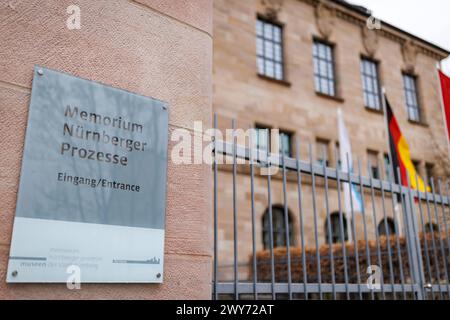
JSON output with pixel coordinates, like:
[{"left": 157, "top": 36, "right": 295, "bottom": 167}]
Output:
[
  {"left": 435, "top": 62, "right": 450, "bottom": 159},
  {"left": 337, "top": 108, "right": 353, "bottom": 243},
  {"left": 380, "top": 87, "right": 403, "bottom": 237}
]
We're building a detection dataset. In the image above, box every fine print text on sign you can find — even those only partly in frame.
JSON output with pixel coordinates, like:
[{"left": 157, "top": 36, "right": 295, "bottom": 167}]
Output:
[{"left": 7, "top": 66, "right": 169, "bottom": 283}]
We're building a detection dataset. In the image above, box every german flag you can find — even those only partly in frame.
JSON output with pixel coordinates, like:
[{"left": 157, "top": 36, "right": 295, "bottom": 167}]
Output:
[{"left": 385, "top": 96, "right": 428, "bottom": 191}]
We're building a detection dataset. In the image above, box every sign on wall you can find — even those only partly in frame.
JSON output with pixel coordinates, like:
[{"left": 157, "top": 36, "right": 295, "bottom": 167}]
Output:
[{"left": 7, "top": 66, "right": 169, "bottom": 283}]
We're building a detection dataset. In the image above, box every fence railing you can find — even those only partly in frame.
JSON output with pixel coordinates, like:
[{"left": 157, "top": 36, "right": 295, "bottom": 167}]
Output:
[{"left": 212, "top": 117, "right": 450, "bottom": 300}]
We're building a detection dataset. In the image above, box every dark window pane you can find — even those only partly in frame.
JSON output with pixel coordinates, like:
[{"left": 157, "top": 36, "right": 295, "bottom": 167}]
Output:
[
  {"left": 325, "top": 213, "right": 348, "bottom": 244},
  {"left": 262, "top": 206, "right": 294, "bottom": 249},
  {"left": 403, "top": 74, "right": 421, "bottom": 122}
]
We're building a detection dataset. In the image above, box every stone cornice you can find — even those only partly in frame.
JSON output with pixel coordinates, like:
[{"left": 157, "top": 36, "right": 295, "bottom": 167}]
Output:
[{"left": 297, "top": 0, "right": 449, "bottom": 61}]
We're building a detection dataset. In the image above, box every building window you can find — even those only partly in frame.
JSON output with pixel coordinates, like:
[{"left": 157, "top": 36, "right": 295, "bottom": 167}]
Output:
[
  {"left": 262, "top": 206, "right": 294, "bottom": 249},
  {"left": 367, "top": 150, "right": 380, "bottom": 179},
  {"left": 403, "top": 74, "right": 421, "bottom": 122},
  {"left": 256, "top": 18, "right": 284, "bottom": 80},
  {"left": 424, "top": 222, "right": 439, "bottom": 233},
  {"left": 325, "top": 212, "right": 348, "bottom": 244},
  {"left": 378, "top": 218, "right": 396, "bottom": 236},
  {"left": 255, "top": 126, "right": 270, "bottom": 156},
  {"left": 255, "top": 126, "right": 292, "bottom": 158},
  {"left": 383, "top": 154, "right": 392, "bottom": 181},
  {"left": 425, "top": 163, "right": 435, "bottom": 186},
  {"left": 313, "top": 40, "right": 336, "bottom": 96},
  {"left": 279, "top": 131, "right": 292, "bottom": 157},
  {"left": 316, "top": 138, "right": 330, "bottom": 167},
  {"left": 360, "top": 58, "right": 381, "bottom": 110}
]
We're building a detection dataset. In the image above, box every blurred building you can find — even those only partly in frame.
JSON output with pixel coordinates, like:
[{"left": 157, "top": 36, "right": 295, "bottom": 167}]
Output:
[{"left": 213, "top": 0, "right": 450, "bottom": 280}]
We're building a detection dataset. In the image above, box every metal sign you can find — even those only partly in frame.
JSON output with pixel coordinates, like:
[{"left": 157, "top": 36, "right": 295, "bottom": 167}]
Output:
[{"left": 7, "top": 66, "right": 169, "bottom": 283}]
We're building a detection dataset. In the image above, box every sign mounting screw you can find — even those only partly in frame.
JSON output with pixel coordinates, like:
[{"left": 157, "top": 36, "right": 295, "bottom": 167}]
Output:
[
  {"left": 11, "top": 270, "right": 18, "bottom": 277},
  {"left": 37, "top": 69, "right": 44, "bottom": 76},
  {"left": 156, "top": 273, "right": 161, "bottom": 278}
]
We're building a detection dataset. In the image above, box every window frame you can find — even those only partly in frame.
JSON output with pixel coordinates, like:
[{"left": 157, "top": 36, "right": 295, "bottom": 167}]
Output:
[
  {"left": 256, "top": 15, "right": 286, "bottom": 82},
  {"left": 378, "top": 218, "right": 397, "bottom": 236},
  {"left": 316, "top": 138, "right": 331, "bottom": 167},
  {"left": 367, "top": 150, "right": 380, "bottom": 180},
  {"left": 360, "top": 57, "right": 382, "bottom": 111},
  {"left": 325, "top": 212, "right": 348, "bottom": 244},
  {"left": 254, "top": 125, "right": 271, "bottom": 158},
  {"left": 262, "top": 205, "right": 294, "bottom": 249},
  {"left": 402, "top": 73, "right": 422, "bottom": 123},
  {"left": 313, "top": 38, "right": 337, "bottom": 97},
  {"left": 279, "top": 130, "right": 293, "bottom": 158}
]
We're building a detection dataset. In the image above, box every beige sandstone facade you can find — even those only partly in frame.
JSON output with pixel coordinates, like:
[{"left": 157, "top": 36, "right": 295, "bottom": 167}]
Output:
[{"left": 213, "top": 0, "right": 450, "bottom": 281}]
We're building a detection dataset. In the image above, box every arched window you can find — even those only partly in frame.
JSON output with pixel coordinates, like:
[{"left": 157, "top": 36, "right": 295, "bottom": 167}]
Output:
[
  {"left": 424, "top": 222, "right": 439, "bottom": 233},
  {"left": 262, "top": 206, "right": 294, "bottom": 250},
  {"left": 325, "top": 212, "right": 348, "bottom": 244},
  {"left": 378, "top": 218, "right": 396, "bottom": 236}
]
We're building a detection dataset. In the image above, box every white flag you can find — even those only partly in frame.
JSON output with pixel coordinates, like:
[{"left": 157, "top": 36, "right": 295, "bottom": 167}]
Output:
[{"left": 338, "top": 108, "right": 364, "bottom": 225}]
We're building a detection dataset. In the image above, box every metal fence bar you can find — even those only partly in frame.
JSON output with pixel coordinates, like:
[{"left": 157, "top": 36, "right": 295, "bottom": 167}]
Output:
[
  {"left": 424, "top": 177, "right": 443, "bottom": 299},
  {"left": 281, "top": 141, "right": 293, "bottom": 300},
  {"left": 264, "top": 132, "right": 276, "bottom": 300},
  {"left": 323, "top": 147, "right": 337, "bottom": 300},
  {"left": 213, "top": 114, "right": 218, "bottom": 301},
  {"left": 346, "top": 153, "right": 362, "bottom": 300},
  {"left": 368, "top": 160, "right": 386, "bottom": 300},
  {"left": 397, "top": 168, "right": 417, "bottom": 300},
  {"left": 415, "top": 173, "right": 435, "bottom": 300},
  {"left": 249, "top": 127, "right": 258, "bottom": 300},
  {"left": 430, "top": 179, "right": 450, "bottom": 298},
  {"left": 440, "top": 180, "right": 450, "bottom": 299},
  {"left": 405, "top": 171, "right": 425, "bottom": 299},
  {"left": 231, "top": 120, "right": 239, "bottom": 299},
  {"left": 309, "top": 143, "right": 323, "bottom": 300},
  {"left": 357, "top": 159, "right": 374, "bottom": 300},
  {"left": 379, "top": 159, "right": 397, "bottom": 300},
  {"left": 295, "top": 138, "right": 308, "bottom": 300},
  {"left": 213, "top": 283, "right": 434, "bottom": 295},
  {"left": 387, "top": 166, "right": 407, "bottom": 299},
  {"left": 334, "top": 148, "right": 350, "bottom": 300}
]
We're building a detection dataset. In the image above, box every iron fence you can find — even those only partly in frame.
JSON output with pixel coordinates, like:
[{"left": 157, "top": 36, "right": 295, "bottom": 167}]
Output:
[{"left": 212, "top": 116, "right": 450, "bottom": 300}]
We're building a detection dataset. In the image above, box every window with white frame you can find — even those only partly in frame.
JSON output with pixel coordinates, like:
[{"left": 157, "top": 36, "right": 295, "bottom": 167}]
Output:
[
  {"left": 403, "top": 74, "right": 421, "bottom": 122},
  {"left": 256, "top": 18, "right": 284, "bottom": 80},
  {"left": 361, "top": 58, "right": 382, "bottom": 110}
]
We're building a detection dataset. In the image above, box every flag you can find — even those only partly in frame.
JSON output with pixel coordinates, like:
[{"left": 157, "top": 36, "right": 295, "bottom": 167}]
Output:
[
  {"left": 438, "top": 69, "right": 450, "bottom": 155},
  {"left": 338, "top": 108, "right": 364, "bottom": 219},
  {"left": 385, "top": 96, "right": 428, "bottom": 191}
]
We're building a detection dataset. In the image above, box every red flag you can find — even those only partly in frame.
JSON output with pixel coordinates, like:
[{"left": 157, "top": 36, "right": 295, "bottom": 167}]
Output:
[{"left": 438, "top": 69, "right": 450, "bottom": 150}]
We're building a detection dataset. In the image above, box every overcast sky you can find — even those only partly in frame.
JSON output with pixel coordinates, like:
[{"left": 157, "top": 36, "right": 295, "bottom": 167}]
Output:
[{"left": 347, "top": 0, "right": 450, "bottom": 74}]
